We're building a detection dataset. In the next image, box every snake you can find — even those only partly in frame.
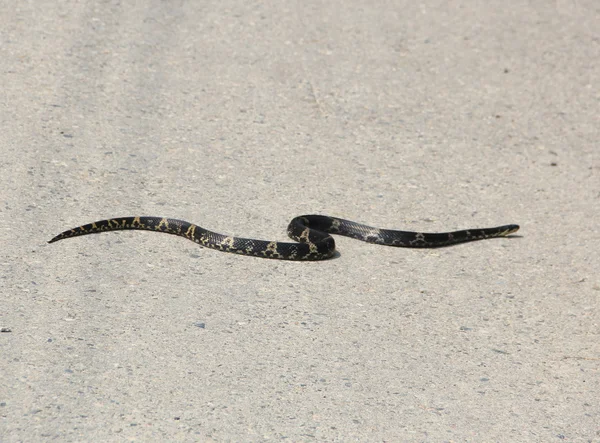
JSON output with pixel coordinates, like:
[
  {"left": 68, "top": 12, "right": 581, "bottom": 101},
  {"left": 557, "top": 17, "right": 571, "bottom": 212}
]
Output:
[{"left": 48, "top": 215, "right": 519, "bottom": 260}]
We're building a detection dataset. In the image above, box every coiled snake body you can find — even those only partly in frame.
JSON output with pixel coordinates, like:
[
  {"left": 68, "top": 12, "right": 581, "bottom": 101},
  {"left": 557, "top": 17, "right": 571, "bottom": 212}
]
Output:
[{"left": 49, "top": 215, "right": 519, "bottom": 260}]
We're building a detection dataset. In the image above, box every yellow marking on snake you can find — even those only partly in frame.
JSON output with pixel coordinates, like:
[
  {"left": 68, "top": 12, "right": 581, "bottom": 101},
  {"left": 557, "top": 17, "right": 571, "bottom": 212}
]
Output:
[
  {"left": 156, "top": 218, "right": 169, "bottom": 230},
  {"left": 185, "top": 224, "right": 196, "bottom": 240},
  {"left": 265, "top": 241, "right": 280, "bottom": 257}
]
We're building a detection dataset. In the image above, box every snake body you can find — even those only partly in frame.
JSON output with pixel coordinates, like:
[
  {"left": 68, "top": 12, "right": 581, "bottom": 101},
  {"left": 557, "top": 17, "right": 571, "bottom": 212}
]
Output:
[{"left": 48, "top": 215, "right": 519, "bottom": 260}]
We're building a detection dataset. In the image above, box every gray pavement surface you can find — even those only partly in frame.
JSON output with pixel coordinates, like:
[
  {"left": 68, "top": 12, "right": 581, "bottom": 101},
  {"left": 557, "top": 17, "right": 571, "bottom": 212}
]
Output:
[{"left": 1, "top": 1, "right": 599, "bottom": 441}]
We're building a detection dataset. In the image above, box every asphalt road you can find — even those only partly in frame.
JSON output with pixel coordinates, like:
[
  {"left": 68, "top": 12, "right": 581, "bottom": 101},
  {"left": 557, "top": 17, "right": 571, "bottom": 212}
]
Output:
[{"left": 2, "top": 1, "right": 599, "bottom": 441}]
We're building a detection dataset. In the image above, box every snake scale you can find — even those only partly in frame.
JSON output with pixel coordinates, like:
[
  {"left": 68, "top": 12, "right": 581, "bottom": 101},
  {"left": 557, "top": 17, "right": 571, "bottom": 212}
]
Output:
[{"left": 48, "top": 215, "right": 519, "bottom": 260}]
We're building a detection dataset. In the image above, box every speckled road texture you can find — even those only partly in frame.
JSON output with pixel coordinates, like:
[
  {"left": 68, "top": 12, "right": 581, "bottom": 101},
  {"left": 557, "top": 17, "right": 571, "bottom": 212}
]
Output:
[{"left": 1, "top": 1, "right": 598, "bottom": 441}]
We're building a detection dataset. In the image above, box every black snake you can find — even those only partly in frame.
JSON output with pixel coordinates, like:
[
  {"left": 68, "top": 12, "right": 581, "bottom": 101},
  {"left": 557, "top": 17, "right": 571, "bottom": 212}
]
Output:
[{"left": 48, "top": 215, "right": 519, "bottom": 260}]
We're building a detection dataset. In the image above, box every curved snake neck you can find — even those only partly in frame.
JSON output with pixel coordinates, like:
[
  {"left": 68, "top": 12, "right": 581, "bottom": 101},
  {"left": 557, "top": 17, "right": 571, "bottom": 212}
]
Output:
[{"left": 49, "top": 215, "right": 519, "bottom": 260}]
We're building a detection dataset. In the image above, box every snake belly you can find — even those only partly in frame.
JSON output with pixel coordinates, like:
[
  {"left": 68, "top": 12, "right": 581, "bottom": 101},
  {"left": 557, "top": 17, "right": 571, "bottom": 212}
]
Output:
[{"left": 48, "top": 215, "right": 519, "bottom": 260}]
